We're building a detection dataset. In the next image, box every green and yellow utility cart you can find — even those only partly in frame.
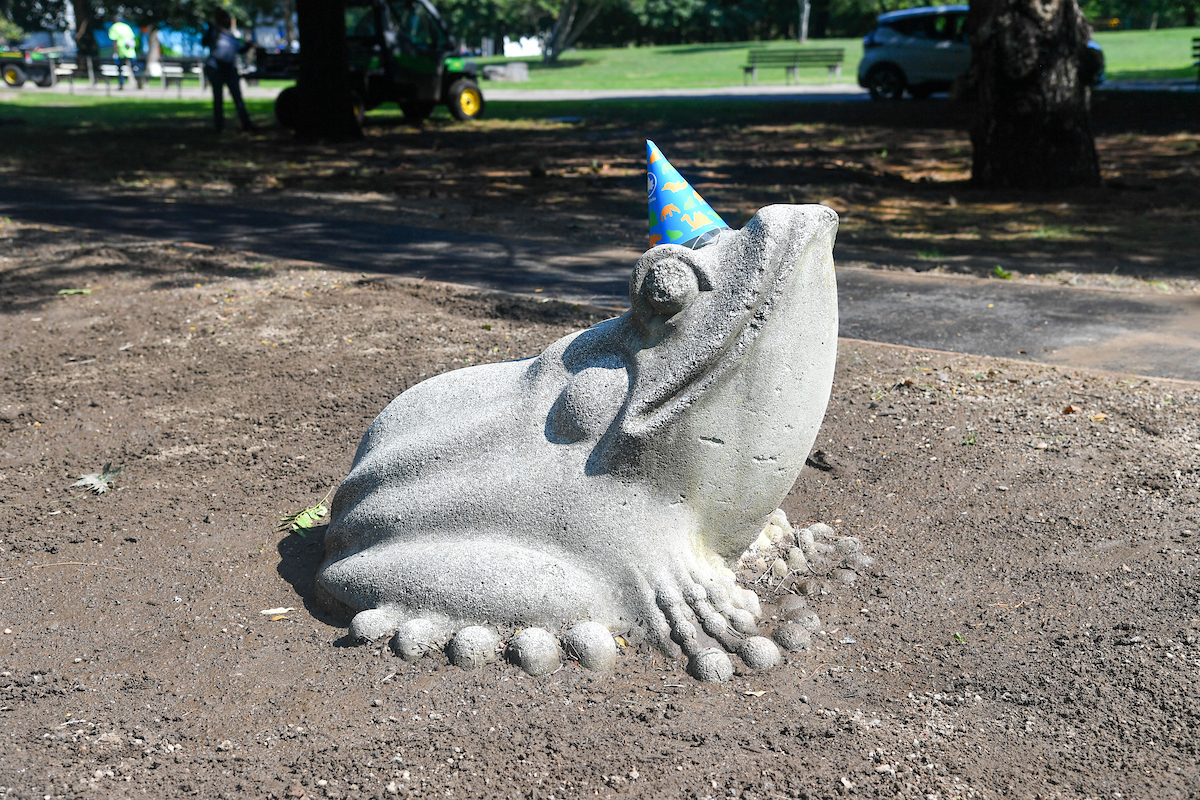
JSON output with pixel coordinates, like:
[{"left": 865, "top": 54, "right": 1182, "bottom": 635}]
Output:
[
  {"left": 261, "top": 0, "right": 484, "bottom": 127},
  {"left": 1, "top": 49, "right": 58, "bottom": 88}
]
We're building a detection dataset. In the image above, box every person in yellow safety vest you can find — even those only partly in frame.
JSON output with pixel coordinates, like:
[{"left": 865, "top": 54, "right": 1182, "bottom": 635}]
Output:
[{"left": 107, "top": 21, "right": 139, "bottom": 89}]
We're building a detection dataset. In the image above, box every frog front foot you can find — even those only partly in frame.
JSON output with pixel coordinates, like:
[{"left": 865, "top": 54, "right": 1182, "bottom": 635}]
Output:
[{"left": 641, "top": 549, "right": 781, "bottom": 682}]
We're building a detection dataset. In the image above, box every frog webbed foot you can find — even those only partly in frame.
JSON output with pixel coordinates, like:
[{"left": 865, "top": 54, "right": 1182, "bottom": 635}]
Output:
[{"left": 648, "top": 561, "right": 780, "bottom": 682}]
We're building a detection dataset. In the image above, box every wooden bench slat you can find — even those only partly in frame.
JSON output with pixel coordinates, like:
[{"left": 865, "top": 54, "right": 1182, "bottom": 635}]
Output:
[{"left": 743, "top": 47, "right": 845, "bottom": 86}]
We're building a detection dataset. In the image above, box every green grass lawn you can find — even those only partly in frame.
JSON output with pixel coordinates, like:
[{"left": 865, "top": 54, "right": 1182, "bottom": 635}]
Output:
[
  {"left": 479, "top": 27, "right": 1198, "bottom": 90},
  {"left": 1093, "top": 27, "right": 1200, "bottom": 80},
  {"left": 477, "top": 38, "right": 865, "bottom": 90},
  {"left": 0, "top": 26, "right": 1192, "bottom": 107}
]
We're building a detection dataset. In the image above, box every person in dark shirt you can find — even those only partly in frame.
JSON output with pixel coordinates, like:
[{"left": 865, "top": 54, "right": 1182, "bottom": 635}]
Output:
[{"left": 201, "top": 10, "right": 255, "bottom": 132}]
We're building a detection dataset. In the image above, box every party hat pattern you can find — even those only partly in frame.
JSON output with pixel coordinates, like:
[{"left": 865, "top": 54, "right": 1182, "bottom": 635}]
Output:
[{"left": 646, "top": 140, "right": 728, "bottom": 249}]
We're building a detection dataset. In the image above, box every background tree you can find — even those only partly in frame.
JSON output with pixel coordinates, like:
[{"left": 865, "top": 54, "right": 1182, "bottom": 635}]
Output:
[
  {"left": 0, "top": 9, "right": 24, "bottom": 45},
  {"left": 965, "top": 0, "right": 1101, "bottom": 189}
]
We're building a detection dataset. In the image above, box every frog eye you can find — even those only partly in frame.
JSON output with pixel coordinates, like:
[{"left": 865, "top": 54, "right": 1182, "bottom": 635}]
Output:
[{"left": 642, "top": 258, "right": 699, "bottom": 316}]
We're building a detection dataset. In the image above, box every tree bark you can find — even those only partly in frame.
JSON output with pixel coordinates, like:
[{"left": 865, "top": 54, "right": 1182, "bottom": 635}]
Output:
[
  {"left": 966, "top": 0, "right": 1101, "bottom": 189},
  {"left": 295, "top": 0, "right": 361, "bottom": 141},
  {"left": 71, "top": 0, "right": 98, "bottom": 58},
  {"left": 543, "top": 1, "right": 603, "bottom": 64}
]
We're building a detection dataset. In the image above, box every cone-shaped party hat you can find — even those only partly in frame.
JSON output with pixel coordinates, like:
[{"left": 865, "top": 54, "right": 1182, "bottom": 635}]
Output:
[{"left": 647, "top": 140, "right": 729, "bottom": 250}]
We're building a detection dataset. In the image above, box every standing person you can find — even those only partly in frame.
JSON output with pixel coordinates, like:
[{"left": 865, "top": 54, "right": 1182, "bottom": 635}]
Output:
[
  {"left": 201, "top": 10, "right": 255, "bottom": 133},
  {"left": 107, "top": 20, "right": 138, "bottom": 90}
]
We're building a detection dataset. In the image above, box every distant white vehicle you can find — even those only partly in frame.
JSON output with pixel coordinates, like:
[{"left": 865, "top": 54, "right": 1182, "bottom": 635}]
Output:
[
  {"left": 857, "top": 4, "right": 971, "bottom": 100},
  {"left": 857, "top": 4, "right": 1104, "bottom": 100},
  {"left": 503, "top": 36, "right": 540, "bottom": 58}
]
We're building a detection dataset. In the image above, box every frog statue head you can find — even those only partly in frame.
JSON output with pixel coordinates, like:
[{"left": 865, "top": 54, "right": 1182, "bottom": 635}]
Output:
[{"left": 314, "top": 203, "right": 840, "bottom": 680}]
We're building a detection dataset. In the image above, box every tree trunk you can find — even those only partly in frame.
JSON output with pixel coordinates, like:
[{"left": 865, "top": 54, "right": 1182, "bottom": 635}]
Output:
[
  {"left": 543, "top": 1, "right": 602, "bottom": 64},
  {"left": 295, "top": 0, "right": 361, "bottom": 141},
  {"left": 71, "top": 0, "right": 98, "bottom": 58},
  {"left": 966, "top": 0, "right": 1100, "bottom": 189},
  {"left": 146, "top": 28, "right": 161, "bottom": 79}
]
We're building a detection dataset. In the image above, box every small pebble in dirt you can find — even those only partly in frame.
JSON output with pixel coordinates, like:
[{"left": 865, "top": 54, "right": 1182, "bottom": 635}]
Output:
[
  {"left": 738, "top": 636, "right": 781, "bottom": 669},
  {"left": 835, "top": 536, "right": 860, "bottom": 555},
  {"left": 778, "top": 594, "right": 806, "bottom": 614},
  {"left": 798, "top": 527, "right": 816, "bottom": 549},
  {"left": 831, "top": 567, "right": 858, "bottom": 585},
  {"left": 349, "top": 608, "right": 400, "bottom": 643},
  {"left": 786, "top": 547, "right": 809, "bottom": 571},
  {"left": 688, "top": 647, "right": 734, "bottom": 683},
  {"left": 771, "top": 557, "right": 789, "bottom": 577},
  {"left": 390, "top": 618, "right": 444, "bottom": 662},
  {"left": 796, "top": 578, "right": 821, "bottom": 596},
  {"left": 787, "top": 609, "right": 821, "bottom": 631},
  {"left": 371, "top": 698, "right": 382, "bottom": 707},
  {"left": 808, "top": 522, "right": 836, "bottom": 539},
  {"left": 774, "top": 622, "right": 813, "bottom": 652},
  {"left": 506, "top": 627, "right": 561, "bottom": 676},
  {"left": 446, "top": 626, "right": 499, "bottom": 669},
  {"left": 844, "top": 552, "right": 875, "bottom": 571},
  {"left": 562, "top": 621, "right": 618, "bottom": 672}
]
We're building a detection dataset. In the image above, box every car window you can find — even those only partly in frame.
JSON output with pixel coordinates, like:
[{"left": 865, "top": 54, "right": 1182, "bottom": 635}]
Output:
[
  {"left": 345, "top": 4, "right": 377, "bottom": 37},
  {"left": 389, "top": 1, "right": 442, "bottom": 53},
  {"left": 885, "top": 15, "right": 944, "bottom": 39},
  {"left": 934, "top": 14, "right": 968, "bottom": 42}
]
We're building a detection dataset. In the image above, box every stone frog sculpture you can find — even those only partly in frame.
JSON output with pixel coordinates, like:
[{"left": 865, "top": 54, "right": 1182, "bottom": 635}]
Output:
[{"left": 314, "top": 203, "right": 840, "bottom": 678}]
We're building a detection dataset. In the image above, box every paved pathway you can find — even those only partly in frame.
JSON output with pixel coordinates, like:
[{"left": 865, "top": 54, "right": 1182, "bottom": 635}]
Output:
[
  {"left": 12, "top": 78, "right": 870, "bottom": 103},
  {"left": 1, "top": 184, "right": 1196, "bottom": 382}
]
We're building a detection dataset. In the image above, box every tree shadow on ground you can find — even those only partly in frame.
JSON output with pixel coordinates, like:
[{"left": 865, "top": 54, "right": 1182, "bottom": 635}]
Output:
[
  {"left": 0, "top": 226, "right": 278, "bottom": 315},
  {"left": 1, "top": 91, "right": 1197, "bottom": 285}
]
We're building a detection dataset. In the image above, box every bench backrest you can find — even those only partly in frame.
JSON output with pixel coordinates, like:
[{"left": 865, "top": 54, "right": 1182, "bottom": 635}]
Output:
[{"left": 748, "top": 48, "right": 844, "bottom": 64}]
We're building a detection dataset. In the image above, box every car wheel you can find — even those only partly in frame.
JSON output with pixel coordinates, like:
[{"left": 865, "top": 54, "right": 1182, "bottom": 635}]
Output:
[
  {"left": 2, "top": 64, "right": 26, "bottom": 88},
  {"left": 274, "top": 85, "right": 302, "bottom": 130},
  {"left": 447, "top": 79, "right": 484, "bottom": 122},
  {"left": 399, "top": 100, "right": 435, "bottom": 124},
  {"left": 866, "top": 64, "right": 905, "bottom": 101}
]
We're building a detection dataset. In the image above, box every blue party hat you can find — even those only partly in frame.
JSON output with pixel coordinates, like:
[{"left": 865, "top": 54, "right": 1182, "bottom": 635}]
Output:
[{"left": 647, "top": 140, "right": 729, "bottom": 250}]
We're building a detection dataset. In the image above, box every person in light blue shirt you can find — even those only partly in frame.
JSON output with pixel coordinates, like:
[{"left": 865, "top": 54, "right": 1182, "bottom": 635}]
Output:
[{"left": 201, "top": 10, "right": 255, "bottom": 132}]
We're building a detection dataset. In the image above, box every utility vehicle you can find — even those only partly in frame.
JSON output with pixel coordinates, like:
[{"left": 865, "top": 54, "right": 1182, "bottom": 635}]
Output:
[
  {"left": 1, "top": 48, "right": 58, "bottom": 88},
  {"left": 263, "top": 0, "right": 484, "bottom": 127}
]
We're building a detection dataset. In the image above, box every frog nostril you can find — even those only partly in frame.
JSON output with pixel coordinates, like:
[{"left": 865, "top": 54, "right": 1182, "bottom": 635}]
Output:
[{"left": 643, "top": 260, "right": 698, "bottom": 316}]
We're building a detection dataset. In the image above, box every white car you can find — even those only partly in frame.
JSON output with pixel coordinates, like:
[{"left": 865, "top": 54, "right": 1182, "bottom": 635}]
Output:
[
  {"left": 858, "top": 4, "right": 1104, "bottom": 100},
  {"left": 858, "top": 5, "right": 972, "bottom": 100}
]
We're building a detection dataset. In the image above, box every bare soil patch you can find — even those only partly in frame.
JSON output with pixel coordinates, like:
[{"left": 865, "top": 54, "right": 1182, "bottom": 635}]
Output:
[{"left": 1, "top": 221, "right": 1198, "bottom": 798}]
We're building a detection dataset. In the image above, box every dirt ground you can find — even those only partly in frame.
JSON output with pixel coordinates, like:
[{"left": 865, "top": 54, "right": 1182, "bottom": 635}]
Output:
[{"left": 1, "top": 219, "right": 1198, "bottom": 799}]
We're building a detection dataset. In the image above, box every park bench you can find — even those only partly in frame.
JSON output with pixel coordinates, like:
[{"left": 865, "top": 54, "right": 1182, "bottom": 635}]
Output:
[
  {"left": 158, "top": 59, "right": 206, "bottom": 92},
  {"left": 743, "top": 48, "right": 845, "bottom": 85}
]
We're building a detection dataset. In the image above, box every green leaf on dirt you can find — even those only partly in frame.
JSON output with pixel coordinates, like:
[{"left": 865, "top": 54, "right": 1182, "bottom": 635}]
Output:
[
  {"left": 58, "top": 288, "right": 92, "bottom": 295},
  {"left": 952, "top": 632, "right": 966, "bottom": 644},
  {"left": 71, "top": 462, "right": 125, "bottom": 494},
  {"left": 992, "top": 265, "right": 1013, "bottom": 280},
  {"left": 278, "top": 488, "right": 334, "bottom": 536}
]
